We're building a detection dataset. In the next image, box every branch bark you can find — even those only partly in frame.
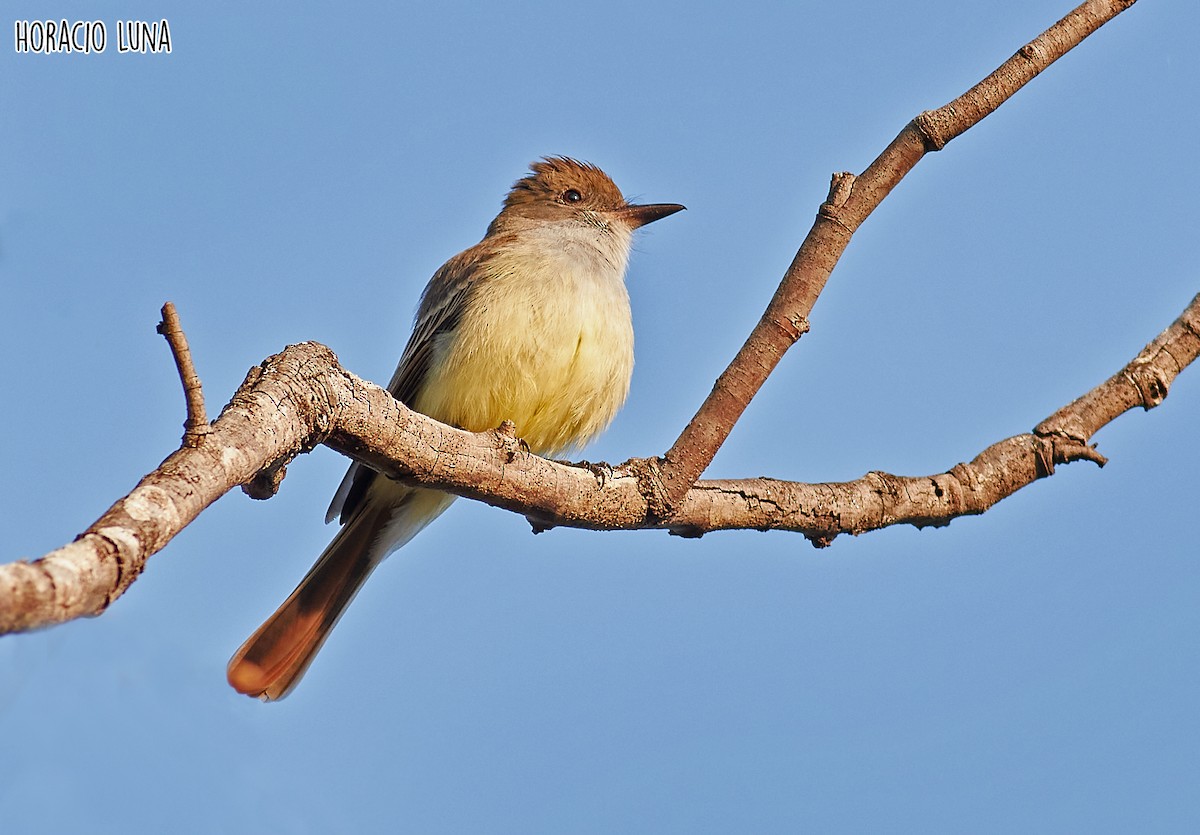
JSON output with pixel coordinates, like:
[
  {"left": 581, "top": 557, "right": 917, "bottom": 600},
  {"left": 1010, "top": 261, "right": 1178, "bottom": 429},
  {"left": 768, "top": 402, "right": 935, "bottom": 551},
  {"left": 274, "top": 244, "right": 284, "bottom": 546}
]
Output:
[{"left": 1, "top": 0, "right": 1177, "bottom": 635}]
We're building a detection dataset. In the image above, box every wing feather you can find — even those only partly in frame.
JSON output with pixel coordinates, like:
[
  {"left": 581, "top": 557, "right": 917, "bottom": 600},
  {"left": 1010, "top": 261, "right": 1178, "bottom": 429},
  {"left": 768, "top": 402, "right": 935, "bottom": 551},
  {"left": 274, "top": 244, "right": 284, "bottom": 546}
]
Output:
[{"left": 326, "top": 239, "right": 505, "bottom": 524}]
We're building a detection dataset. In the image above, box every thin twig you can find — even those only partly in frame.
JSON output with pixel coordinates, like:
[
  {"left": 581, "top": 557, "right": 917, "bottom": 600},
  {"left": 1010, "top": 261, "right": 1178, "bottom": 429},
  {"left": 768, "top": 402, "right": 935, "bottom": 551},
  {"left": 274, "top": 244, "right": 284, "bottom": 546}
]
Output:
[{"left": 157, "top": 301, "right": 210, "bottom": 447}]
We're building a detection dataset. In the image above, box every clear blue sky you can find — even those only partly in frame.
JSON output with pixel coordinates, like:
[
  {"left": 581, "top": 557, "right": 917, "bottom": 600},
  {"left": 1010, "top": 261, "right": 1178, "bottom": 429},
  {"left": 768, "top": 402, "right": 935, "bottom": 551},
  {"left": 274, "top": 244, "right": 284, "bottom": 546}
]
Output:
[{"left": 3, "top": 2, "right": 1198, "bottom": 832}]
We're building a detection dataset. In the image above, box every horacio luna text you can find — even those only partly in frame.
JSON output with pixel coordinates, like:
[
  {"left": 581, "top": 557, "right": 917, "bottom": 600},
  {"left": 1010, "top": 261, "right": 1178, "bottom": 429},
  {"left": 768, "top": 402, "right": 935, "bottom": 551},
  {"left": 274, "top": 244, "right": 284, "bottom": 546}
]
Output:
[{"left": 14, "top": 20, "right": 172, "bottom": 54}]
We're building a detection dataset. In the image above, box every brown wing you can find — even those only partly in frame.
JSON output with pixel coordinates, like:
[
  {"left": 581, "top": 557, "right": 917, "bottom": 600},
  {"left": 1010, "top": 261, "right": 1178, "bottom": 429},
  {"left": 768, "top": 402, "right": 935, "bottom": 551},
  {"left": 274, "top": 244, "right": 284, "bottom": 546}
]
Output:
[{"left": 326, "top": 239, "right": 505, "bottom": 525}]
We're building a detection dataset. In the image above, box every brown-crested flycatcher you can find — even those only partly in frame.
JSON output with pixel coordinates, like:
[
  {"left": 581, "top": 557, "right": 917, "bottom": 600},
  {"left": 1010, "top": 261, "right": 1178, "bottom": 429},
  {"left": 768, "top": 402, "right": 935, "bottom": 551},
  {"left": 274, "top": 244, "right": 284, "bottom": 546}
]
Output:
[{"left": 227, "top": 157, "right": 684, "bottom": 699}]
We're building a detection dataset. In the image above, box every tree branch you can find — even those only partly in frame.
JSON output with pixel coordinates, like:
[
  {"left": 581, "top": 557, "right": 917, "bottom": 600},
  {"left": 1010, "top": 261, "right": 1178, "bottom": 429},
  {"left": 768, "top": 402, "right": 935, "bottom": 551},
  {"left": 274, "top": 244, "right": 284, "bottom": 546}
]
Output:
[
  {"left": 650, "top": 0, "right": 1140, "bottom": 516},
  {"left": 2, "top": 290, "right": 1196, "bottom": 632}
]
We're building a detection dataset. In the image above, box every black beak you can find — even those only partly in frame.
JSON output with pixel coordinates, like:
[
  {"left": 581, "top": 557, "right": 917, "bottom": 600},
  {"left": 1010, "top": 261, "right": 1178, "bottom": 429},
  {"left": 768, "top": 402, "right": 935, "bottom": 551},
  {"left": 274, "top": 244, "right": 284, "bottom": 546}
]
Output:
[{"left": 615, "top": 202, "right": 686, "bottom": 229}]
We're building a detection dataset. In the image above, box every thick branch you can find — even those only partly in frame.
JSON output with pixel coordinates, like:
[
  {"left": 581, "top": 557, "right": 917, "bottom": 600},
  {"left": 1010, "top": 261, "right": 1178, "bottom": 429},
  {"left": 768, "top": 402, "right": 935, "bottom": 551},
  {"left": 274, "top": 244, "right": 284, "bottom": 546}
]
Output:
[
  {"left": 652, "top": 0, "right": 1140, "bottom": 515},
  {"left": 2, "top": 292, "right": 1196, "bottom": 632}
]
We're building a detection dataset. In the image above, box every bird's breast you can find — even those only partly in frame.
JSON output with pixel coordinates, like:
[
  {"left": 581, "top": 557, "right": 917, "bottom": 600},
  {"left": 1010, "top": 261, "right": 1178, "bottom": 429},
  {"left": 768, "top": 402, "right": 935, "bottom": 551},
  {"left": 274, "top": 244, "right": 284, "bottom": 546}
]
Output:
[{"left": 414, "top": 234, "right": 635, "bottom": 456}]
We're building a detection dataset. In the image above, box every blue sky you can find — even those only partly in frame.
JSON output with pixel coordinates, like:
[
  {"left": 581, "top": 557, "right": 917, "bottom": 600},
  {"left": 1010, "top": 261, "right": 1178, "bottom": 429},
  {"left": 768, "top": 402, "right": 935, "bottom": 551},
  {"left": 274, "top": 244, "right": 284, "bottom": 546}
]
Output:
[{"left": 2, "top": 2, "right": 1198, "bottom": 832}]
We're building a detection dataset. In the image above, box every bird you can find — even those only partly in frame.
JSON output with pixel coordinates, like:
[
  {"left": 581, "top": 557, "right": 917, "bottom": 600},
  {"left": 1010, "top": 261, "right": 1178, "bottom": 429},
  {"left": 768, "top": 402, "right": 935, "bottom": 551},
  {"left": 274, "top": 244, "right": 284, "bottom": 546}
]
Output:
[{"left": 226, "top": 157, "right": 684, "bottom": 699}]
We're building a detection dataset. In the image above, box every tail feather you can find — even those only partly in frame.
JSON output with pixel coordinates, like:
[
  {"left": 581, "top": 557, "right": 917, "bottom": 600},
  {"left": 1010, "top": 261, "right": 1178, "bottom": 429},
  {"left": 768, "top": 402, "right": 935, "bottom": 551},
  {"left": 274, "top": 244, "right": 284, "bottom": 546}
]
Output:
[
  {"left": 226, "top": 504, "right": 386, "bottom": 701},
  {"left": 227, "top": 486, "right": 456, "bottom": 700}
]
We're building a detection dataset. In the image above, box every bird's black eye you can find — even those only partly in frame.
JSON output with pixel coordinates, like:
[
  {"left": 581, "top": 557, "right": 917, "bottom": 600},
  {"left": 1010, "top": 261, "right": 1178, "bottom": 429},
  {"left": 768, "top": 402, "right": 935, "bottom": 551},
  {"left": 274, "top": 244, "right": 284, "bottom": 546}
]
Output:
[{"left": 562, "top": 189, "right": 583, "bottom": 203}]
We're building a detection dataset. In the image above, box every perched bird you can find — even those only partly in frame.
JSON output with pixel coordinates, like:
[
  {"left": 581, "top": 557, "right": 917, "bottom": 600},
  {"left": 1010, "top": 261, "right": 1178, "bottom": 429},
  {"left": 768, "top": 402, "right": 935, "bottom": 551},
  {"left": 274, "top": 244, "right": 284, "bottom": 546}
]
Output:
[{"left": 227, "top": 157, "right": 684, "bottom": 699}]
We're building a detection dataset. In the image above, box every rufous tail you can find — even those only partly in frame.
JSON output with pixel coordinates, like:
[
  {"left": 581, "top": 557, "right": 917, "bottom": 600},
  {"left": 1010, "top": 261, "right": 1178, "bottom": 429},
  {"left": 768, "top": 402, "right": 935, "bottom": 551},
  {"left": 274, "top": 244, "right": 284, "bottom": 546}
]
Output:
[{"left": 226, "top": 504, "right": 387, "bottom": 701}]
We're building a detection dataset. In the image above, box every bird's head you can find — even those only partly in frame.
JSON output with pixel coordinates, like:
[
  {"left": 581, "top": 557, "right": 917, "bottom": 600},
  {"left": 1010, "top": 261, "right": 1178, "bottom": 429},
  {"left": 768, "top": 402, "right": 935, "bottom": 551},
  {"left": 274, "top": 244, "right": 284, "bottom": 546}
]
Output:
[{"left": 488, "top": 156, "right": 684, "bottom": 236}]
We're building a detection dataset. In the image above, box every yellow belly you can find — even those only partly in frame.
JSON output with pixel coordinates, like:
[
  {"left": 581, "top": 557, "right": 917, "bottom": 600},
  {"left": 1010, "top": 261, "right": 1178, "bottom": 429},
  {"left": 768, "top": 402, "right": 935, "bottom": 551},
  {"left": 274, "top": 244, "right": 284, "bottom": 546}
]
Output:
[{"left": 412, "top": 251, "right": 635, "bottom": 457}]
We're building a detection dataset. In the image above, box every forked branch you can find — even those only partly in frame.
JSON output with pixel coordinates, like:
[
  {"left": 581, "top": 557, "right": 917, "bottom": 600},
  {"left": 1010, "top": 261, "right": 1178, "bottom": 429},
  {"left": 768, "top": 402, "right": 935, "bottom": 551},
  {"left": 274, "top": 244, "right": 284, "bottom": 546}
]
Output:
[{"left": 650, "top": 0, "right": 1140, "bottom": 515}]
